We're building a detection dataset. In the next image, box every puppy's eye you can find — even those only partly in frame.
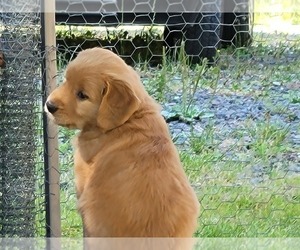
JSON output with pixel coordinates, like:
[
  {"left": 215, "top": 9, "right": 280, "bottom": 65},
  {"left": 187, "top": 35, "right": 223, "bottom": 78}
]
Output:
[{"left": 77, "top": 91, "right": 89, "bottom": 100}]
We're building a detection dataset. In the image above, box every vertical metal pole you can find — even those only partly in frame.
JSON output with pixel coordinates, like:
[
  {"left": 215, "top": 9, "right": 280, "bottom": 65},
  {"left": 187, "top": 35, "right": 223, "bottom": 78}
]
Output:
[{"left": 41, "top": 0, "right": 61, "bottom": 238}]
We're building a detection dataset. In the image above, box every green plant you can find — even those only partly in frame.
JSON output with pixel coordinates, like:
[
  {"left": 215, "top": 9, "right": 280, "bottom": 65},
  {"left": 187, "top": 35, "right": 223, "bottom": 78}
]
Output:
[
  {"left": 156, "top": 46, "right": 168, "bottom": 101},
  {"left": 245, "top": 117, "right": 290, "bottom": 161},
  {"left": 190, "top": 125, "right": 215, "bottom": 155},
  {"left": 141, "top": 54, "right": 169, "bottom": 102},
  {"left": 287, "top": 91, "right": 300, "bottom": 104},
  {"left": 165, "top": 42, "right": 213, "bottom": 119}
]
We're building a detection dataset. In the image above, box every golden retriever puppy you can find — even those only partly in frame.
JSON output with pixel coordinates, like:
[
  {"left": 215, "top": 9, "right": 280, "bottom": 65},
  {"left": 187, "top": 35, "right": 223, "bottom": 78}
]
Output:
[{"left": 45, "top": 47, "right": 199, "bottom": 238}]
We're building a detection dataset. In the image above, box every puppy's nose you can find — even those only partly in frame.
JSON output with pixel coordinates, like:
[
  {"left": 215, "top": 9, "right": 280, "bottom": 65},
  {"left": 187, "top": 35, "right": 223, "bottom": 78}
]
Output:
[{"left": 46, "top": 101, "right": 58, "bottom": 114}]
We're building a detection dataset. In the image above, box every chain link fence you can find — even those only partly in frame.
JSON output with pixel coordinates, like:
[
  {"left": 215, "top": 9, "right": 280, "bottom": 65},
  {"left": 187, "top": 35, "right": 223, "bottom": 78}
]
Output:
[{"left": 0, "top": 0, "right": 299, "bottom": 238}]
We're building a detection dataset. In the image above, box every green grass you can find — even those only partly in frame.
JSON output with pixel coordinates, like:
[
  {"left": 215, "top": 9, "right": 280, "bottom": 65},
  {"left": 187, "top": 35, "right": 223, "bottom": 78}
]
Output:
[
  {"left": 183, "top": 133, "right": 300, "bottom": 237},
  {"left": 60, "top": 191, "right": 83, "bottom": 237},
  {"left": 56, "top": 31, "right": 300, "bottom": 238},
  {"left": 198, "top": 179, "right": 300, "bottom": 237},
  {"left": 245, "top": 120, "right": 290, "bottom": 160},
  {"left": 58, "top": 128, "right": 82, "bottom": 237}
]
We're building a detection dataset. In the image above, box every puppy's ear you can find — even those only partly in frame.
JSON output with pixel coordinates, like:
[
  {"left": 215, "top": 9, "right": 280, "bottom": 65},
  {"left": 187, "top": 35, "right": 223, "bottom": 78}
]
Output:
[{"left": 97, "top": 80, "right": 140, "bottom": 131}]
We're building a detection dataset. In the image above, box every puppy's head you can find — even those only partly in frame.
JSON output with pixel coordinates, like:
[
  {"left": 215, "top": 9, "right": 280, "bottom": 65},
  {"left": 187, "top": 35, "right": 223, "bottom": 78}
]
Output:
[{"left": 45, "top": 48, "right": 141, "bottom": 132}]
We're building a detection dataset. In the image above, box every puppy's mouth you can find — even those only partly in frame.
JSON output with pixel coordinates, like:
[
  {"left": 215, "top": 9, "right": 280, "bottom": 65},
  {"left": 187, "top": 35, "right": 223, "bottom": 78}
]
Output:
[
  {"left": 45, "top": 110, "right": 76, "bottom": 129},
  {"left": 52, "top": 119, "right": 77, "bottom": 129},
  {"left": 51, "top": 117, "right": 76, "bottom": 129}
]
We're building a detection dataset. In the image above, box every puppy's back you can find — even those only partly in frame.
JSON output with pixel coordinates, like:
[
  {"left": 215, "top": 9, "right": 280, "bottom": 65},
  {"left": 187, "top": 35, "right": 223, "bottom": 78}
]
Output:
[
  {"left": 80, "top": 108, "right": 199, "bottom": 237},
  {"left": 73, "top": 48, "right": 200, "bottom": 238}
]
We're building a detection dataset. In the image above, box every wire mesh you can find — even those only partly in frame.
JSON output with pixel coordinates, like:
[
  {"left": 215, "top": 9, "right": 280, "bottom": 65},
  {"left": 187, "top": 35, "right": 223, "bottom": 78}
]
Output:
[
  {"left": 55, "top": 0, "right": 253, "bottom": 65},
  {"left": 0, "top": 9, "right": 45, "bottom": 237},
  {"left": 53, "top": 0, "right": 300, "bottom": 238},
  {"left": 0, "top": 0, "right": 299, "bottom": 238}
]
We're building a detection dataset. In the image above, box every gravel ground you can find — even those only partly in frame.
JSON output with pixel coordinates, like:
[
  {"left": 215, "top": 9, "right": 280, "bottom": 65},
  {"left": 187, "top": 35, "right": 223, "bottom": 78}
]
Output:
[
  {"left": 166, "top": 86, "right": 299, "bottom": 142},
  {"left": 159, "top": 66, "right": 300, "bottom": 180}
]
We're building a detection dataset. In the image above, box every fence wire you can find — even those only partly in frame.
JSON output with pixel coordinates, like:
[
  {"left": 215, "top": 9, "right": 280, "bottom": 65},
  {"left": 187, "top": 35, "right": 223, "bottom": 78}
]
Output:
[
  {"left": 0, "top": 0, "right": 299, "bottom": 238},
  {"left": 0, "top": 10, "right": 45, "bottom": 237},
  {"left": 54, "top": 0, "right": 300, "bottom": 238}
]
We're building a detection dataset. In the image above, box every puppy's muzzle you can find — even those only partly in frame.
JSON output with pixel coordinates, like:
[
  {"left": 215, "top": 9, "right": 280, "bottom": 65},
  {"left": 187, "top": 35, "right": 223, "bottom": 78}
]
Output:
[{"left": 46, "top": 101, "right": 58, "bottom": 114}]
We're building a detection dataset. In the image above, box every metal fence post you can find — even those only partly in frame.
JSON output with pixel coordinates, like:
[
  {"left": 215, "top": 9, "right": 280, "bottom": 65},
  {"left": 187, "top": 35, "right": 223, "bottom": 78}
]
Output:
[{"left": 41, "top": 0, "right": 61, "bottom": 237}]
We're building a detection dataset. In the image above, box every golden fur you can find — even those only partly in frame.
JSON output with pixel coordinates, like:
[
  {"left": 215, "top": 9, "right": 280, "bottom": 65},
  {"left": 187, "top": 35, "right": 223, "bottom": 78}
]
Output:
[{"left": 45, "top": 47, "right": 199, "bottom": 238}]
